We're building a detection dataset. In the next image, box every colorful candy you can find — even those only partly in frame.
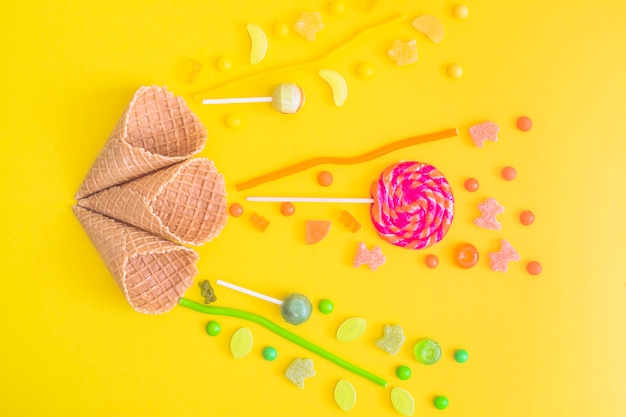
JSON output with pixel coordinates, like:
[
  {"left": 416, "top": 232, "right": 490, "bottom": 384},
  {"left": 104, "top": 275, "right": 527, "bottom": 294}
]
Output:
[
  {"left": 229, "top": 203, "right": 244, "bottom": 217},
  {"left": 280, "top": 202, "right": 295, "bottom": 216},
  {"left": 464, "top": 177, "right": 479, "bottom": 192},
  {"left": 318, "top": 299, "right": 334, "bottom": 314},
  {"left": 455, "top": 243, "right": 479, "bottom": 268},
  {"left": 412, "top": 15, "right": 444, "bottom": 43},
  {"left": 396, "top": 365, "right": 412, "bottom": 380},
  {"left": 262, "top": 346, "right": 278, "bottom": 361},
  {"left": 453, "top": 4, "right": 469, "bottom": 19},
  {"left": 391, "top": 387, "right": 415, "bottom": 416},
  {"left": 202, "top": 83, "right": 305, "bottom": 114},
  {"left": 319, "top": 69, "right": 348, "bottom": 107},
  {"left": 334, "top": 380, "right": 357, "bottom": 411},
  {"left": 388, "top": 39, "right": 418, "bottom": 65},
  {"left": 447, "top": 63, "right": 463, "bottom": 78},
  {"left": 517, "top": 116, "right": 533, "bottom": 132},
  {"left": 216, "top": 279, "right": 313, "bottom": 325},
  {"left": 184, "top": 59, "right": 203, "bottom": 84},
  {"left": 293, "top": 12, "right": 324, "bottom": 42},
  {"left": 339, "top": 210, "right": 361, "bottom": 232},
  {"left": 250, "top": 212, "right": 270, "bottom": 231},
  {"left": 501, "top": 166, "right": 517, "bottom": 181},
  {"left": 371, "top": 161, "right": 454, "bottom": 249},
  {"left": 520, "top": 210, "right": 535, "bottom": 225},
  {"left": 317, "top": 171, "right": 334, "bottom": 186},
  {"left": 433, "top": 396, "right": 450, "bottom": 410},
  {"left": 375, "top": 324, "right": 406, "bottom": 355},
  {"left": 454, "top": 349, "right": 469, "bottom": 363},
  {"left": 306, "top": 220, "right": 332, "bottom": 244},
  {"left": 230, "top": 327, "right": 253, "bottom": 359},
  {"left": 413, "top": 338, "right": 442, "bottom": 365},
  {"left": 469, "top": 121, "right": 500, "bottom": 147},
  {"left": 489, "top": 239, "right": 521, "bottom": 272},
  {"left": 425, "top": 254, "right": 439, "bottom": 269},
  {"left": 527, "top": 261, "right": 542, "bottom": 275},
  {"left": 353, "top": 242, "right": 386, "bottom": 270},
  {"left": 285, "top": 358, "right": 316, "bottom": 388},
  {"left": 474, "top": 197, "right": 504, "bottom": 230},
  {"left": 247, "top": 23, "right": 268, "bottom": 65},
  {"left": 205, "top": 321, "right": 221, "bottom": 336},
  {"left": 337, "top": 317, "right": 367, "bottom": 341}
]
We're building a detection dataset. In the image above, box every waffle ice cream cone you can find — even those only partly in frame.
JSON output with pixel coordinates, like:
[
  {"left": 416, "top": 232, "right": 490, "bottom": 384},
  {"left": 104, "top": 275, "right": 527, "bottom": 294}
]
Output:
[
  {"left": 77, "top": 158, "right": 227, "bottom": 246},
  {"left": 75, "top": 85, "right": 207, "bottom": 199},
  {"left": 73, "top": 206, "right": 199, "bottom": 314}
]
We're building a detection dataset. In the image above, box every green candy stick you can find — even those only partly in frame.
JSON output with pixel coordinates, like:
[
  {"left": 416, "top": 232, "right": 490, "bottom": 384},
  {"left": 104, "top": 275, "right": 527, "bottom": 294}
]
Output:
[{"left": 178, "top": 298, "right": 388, "bottom": 388}]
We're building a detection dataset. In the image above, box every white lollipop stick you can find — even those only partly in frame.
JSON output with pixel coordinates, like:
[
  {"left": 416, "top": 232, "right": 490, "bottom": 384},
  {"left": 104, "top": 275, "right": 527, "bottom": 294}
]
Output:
[
  {"left": 201, "top": 83, "right": 305, "bottom": 114},
  {"left": 202, "top": 96, "right": 272, "bottom": 105},
  {"left": 246, "top": 196, "right": 374, "bottom": 204},
  {"left": 216, "top": 279, "right": 283, "bottom": 305}
]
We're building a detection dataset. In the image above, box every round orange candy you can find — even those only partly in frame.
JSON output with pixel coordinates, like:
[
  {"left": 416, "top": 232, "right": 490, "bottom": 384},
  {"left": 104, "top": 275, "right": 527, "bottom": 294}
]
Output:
[
  {"left": 229, "top": 203, "right": 244, "bottom": 217},
  {"left": 280, "top": 202, "right": 295, "bottom": 216},
  {"left": 527, "top": 261, "right": 542, "bottom": 275},
  {"left": 425, "top": 254, "right": 439, "bottom": 269},
  {"left": 455, "top": 244, "right": 479, "bottom": 269},
  {"left": 517, "top": 116, "right": 532, "bottom": 132},
  {"left": 501, "top": 166, "right": 517, "bottom": 181},
  {"left": 317, "top": 171, "right": 333, "bottom": 186},
  {"left": 520, "top": 210, "right": 535, "bottom": 225},
  {"left": 464, "top": 178, "right": 479, "bottom": 192}
]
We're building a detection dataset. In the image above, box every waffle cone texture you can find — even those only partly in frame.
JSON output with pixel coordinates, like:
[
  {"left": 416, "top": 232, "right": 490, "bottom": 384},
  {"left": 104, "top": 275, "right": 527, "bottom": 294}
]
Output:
[
  {"left": 78, "top": 158, "right": 228, "bottom": 246},
  {"left": 75, "top": 85, "right": 207, "bottom": 199},
  {"left": 74, "top": 86, "right": 227, "bottom": 313},
  {"left": 73, "top": 206, "right": 199, "bottom": 314}
]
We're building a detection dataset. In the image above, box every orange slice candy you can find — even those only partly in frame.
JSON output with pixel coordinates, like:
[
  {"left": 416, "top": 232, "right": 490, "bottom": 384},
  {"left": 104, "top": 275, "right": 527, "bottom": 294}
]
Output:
[
  {"left": 412, "top": 15, "right": 444, "bottom": 43},
  {"left": 306, "top": 220, "right": 332, "bottom": 244}
]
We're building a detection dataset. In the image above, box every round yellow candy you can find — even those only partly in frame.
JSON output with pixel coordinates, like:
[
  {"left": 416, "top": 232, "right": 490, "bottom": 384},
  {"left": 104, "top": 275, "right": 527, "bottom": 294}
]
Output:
[
  {"left": 215, "top": 56, "right": 232, "bottom": 72},
  {"left": 356, "top": 62, "right": 374, "bottom": 79},
  {"left": 453, "top": 5, "right": 469, "bottom": 19},
  {"left": 447, "top": 64, "right": 463, "bottom": 78}
]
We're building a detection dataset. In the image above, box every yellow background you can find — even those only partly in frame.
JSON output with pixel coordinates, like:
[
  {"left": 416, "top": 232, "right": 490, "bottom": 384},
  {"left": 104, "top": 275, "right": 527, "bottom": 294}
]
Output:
[{"left": 1, "top": 1, "right": 625, "bottom": 416}]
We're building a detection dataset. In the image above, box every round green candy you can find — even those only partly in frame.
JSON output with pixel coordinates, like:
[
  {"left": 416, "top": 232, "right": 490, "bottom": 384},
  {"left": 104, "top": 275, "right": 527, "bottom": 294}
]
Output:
[
  {"left": 262, "top": 346, "right": 278, "bottom": 361},
  {"left": 281, "top": 293, "right": 312, "bottom": 325},
  {"left": 454, "top": 349, "right": 469, "bottom": 363},
  {"left": 395, "top": 365, "right": 412, "bottom": 380},
  {"left": 318, "top": 299, "right": 334, "bottom": 314},
  {"left": 433, "top": 395, "right": 449, "bottom": 410},
  {"left": 205, "top": 321, "right": 221, "bottom": 336},
  {"left": 413, "top": 338, "right": 441, "bottom": 365}
]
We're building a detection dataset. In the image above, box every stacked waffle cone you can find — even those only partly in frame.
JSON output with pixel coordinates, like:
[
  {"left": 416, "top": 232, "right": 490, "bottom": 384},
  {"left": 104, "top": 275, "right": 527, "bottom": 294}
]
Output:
[{"left": 74, "top": 86, "right": 227, "bottom": 314}]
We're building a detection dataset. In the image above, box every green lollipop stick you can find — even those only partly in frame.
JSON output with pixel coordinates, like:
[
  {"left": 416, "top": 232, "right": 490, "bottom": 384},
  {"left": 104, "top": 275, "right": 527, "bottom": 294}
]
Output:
[{"left": 178, "top": 298, "right": 388, "bottom": 388}]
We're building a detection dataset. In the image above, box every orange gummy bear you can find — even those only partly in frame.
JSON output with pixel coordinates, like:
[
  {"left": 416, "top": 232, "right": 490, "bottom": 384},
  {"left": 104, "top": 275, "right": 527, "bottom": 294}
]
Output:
[
  {"left": 339, "top": 211, "right": 361, "bottom": 233},
  {"left": 250, "top": 213, "right": 270, "bottom": 232}
]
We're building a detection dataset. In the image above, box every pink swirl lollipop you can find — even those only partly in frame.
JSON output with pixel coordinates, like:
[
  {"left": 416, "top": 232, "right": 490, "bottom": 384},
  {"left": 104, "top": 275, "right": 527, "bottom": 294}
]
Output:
[{"left": 370, "top": 161, "right": 454, "bottom": 249}]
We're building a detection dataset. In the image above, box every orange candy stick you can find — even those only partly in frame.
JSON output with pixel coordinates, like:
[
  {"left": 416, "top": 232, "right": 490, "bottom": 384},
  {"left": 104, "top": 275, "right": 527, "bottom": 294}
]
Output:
[
  {"left": 193, "top": 14, "right": 407, "bottom": 99},
  {"left": 235, "top": 128, "right": 458, "bottom": 191}
]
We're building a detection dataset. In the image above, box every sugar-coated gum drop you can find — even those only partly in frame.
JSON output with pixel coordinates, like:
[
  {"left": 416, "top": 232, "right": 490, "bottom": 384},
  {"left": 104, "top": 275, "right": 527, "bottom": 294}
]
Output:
[
  {"left": 229, "top": 203, "right": 244, "bottom": 217},
  {"left": 280, "top": 202, "right": 295, "bottom": 216},
  {"left": 388, "top": 39, "right": 418, "bottom": 66},
  {"left": 425, "top": 254, "right": 439, "bottom": 269},
  {"left": 455, "top": 243, "right": 479, "bottom": 268},
  {"left": 293, "top": 11, "right": 324, "bottom": 42},
  {"left": 464, "top": 178, "right": 479, "bottom": 192}
]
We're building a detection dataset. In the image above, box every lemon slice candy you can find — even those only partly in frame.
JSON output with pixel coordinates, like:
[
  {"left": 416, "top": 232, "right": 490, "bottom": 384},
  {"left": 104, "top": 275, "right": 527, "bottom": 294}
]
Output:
[{"left": 230, "top": 327, "right": 253, "bottom": 359}]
